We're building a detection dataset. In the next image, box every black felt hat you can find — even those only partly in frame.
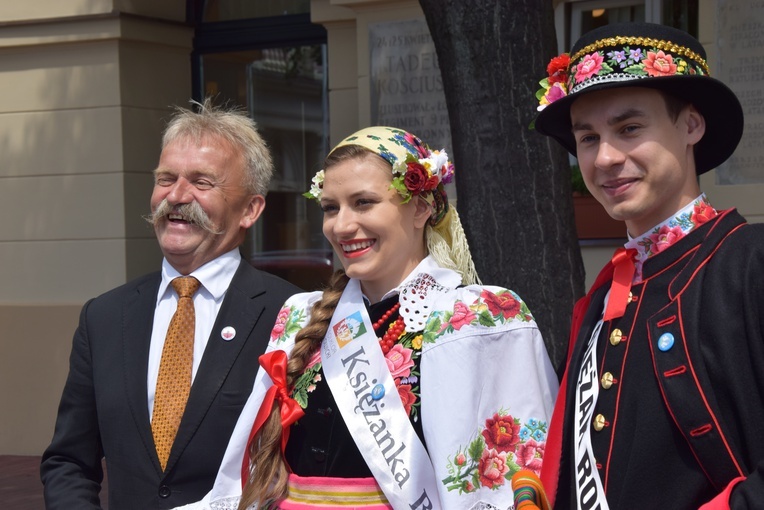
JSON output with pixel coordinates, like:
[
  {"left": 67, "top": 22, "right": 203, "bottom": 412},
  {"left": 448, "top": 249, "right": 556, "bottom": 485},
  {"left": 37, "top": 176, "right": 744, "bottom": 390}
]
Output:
[{"left": 534, "top": 22, "right": 744, "bottom": 175}]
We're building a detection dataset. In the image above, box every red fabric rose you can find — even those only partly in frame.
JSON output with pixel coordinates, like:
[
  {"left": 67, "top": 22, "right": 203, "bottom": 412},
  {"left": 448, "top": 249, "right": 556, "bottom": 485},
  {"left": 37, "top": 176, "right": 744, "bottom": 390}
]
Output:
[
  {"left": 478, "top": 449, "right": 509, "bottom": 489},
  {"left": 482, "top": 413, "right": 521, "bottom": 452},
  {"left": 482, "top": 290, "right": 521, "bottom": 320},
  {"left": 691, "top": 202, "right": 716, "bottom": 225},
  {"left": 547, "top": 54, "right": 570, "bottom": 84},
  {"left": 423, "top": 175, "right": 440, "bottom": 191},
  {"left": 515, "top": 438, "right": 545, "bottom": 475},
  {"left": 396, "top": 384, "right": 417, "bottom": 415},
  {"left": 404, "top": 163, "right": 428, "bottom": 194}
]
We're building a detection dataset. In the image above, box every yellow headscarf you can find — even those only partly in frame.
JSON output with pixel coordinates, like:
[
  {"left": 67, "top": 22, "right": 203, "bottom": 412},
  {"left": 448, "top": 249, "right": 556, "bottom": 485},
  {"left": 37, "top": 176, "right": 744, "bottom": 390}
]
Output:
[{"left": 306, "top": 126, "right": 480, "bottom": 286}]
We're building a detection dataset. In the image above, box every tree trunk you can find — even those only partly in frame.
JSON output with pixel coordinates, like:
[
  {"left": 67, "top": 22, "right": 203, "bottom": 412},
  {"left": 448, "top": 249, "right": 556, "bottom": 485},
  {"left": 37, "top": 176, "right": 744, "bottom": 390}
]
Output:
[{"left": 419, "top": 0, "right": 585, "bottom": 372}]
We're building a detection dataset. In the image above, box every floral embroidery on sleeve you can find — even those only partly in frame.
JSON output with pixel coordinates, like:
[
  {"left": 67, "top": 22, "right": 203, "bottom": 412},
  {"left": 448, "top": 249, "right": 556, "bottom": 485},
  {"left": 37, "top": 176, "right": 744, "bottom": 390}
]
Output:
[
  {"left": 442, "top": 410, "right": 548, "bottom": 494},
  {"left": 269, "top": 305, "right": 306, "bottom": 344},
  {"left": 423, "top": 289, "right": 533, "bottom": 344}
]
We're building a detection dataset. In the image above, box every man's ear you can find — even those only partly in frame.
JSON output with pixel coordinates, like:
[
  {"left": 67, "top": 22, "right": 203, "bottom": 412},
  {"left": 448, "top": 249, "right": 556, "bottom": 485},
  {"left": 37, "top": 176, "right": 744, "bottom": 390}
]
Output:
[
  {"left": 685, "top": 105, "right": 706, "bottom": 146},
  {"left": 240, "top": 195, "right": 266, "bottom": 229}
]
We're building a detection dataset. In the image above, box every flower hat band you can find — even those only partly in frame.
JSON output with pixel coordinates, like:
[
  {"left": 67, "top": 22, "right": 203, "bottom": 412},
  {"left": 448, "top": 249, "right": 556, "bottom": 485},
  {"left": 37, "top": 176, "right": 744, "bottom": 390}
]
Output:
[
  {"left": 304, "top": 126, "right": 454, "bottom": 225},
  {"left": 537, "top": 36, "right": 709, "bottom": 111},
  {"left": 532, "top": 22, "right": 744, "bottom": 175}
]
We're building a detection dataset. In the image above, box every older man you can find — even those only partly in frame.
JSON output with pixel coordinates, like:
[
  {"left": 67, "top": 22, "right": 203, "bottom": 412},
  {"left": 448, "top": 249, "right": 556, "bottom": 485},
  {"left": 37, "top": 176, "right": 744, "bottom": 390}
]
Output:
[{"left": 41, "top": 100, "right": 300, "bottom": 509}]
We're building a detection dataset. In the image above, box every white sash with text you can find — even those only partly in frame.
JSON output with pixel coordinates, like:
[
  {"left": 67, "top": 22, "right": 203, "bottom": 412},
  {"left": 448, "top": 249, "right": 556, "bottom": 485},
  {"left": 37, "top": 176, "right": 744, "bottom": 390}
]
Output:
[
  {"left": 321, "top": 278, "right": 440, "bottom": 510},
  {"left": 573, "top": 293, "right": 611, "bottom": 510}
]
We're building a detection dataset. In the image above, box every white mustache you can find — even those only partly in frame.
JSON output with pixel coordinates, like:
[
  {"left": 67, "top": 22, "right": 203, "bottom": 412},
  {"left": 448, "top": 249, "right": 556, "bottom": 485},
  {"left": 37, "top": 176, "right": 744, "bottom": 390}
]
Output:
[{"left": 145, "top": 199, "right": 223, "bottom": 235}]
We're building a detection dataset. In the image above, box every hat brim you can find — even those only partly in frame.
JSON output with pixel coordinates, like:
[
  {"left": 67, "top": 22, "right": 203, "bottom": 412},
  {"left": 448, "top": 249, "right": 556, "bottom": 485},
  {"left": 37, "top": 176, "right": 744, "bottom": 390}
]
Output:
[{"left": 534, "top": 76, "right": 744, "bottom": 175}]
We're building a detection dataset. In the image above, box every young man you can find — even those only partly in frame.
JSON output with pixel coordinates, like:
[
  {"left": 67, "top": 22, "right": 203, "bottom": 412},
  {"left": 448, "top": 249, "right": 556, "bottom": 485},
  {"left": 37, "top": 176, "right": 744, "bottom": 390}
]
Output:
[
  {"left": 40, "top": 100, "right": 300, "bottom": 509},
  {"left": 533, "top": 22, "right": 764, "bottom": 509}
]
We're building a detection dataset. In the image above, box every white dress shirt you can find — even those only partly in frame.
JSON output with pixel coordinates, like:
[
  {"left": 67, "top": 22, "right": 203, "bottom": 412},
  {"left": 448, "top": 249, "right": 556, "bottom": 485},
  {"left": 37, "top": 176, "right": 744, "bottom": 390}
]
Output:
[{"left": 147, "top": 248, "right": 241, "bottom": 419}]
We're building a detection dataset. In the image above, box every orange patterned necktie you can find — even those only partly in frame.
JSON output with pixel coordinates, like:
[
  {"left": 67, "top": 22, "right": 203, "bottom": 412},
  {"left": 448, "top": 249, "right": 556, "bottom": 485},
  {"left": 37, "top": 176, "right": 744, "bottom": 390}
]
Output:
[{"left": 151, "top": 276, "right": 201, "bottom": 471}]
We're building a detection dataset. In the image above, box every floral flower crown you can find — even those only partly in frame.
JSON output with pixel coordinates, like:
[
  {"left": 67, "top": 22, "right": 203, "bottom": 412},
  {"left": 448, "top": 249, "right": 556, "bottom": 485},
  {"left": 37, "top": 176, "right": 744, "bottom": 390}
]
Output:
[
  {"left": 303, "top": 128, "right": 455, "bottom": 206},
  {"left": 535, "top": 36, "right": 709, "bottom": 112}
]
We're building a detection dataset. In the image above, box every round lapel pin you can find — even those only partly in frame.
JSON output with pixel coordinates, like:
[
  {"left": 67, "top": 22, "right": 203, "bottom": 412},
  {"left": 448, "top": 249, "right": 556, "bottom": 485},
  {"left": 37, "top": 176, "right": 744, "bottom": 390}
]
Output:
[
  {"left": 221, "top": 326, "right": 236, "bottom": 341},
  {"left": 657, "top": 332, "right": 674, "bottom": 352}
]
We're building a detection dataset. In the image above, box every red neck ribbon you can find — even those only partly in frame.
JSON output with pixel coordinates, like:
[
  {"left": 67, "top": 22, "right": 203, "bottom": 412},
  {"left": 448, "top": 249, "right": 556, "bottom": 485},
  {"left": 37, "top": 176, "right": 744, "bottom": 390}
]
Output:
[
  {"left": 602, "top": 247, "right": 637, "bottom": 322},
  {"left": 240, "top": 350, "right": 305, "bottom": 488}
]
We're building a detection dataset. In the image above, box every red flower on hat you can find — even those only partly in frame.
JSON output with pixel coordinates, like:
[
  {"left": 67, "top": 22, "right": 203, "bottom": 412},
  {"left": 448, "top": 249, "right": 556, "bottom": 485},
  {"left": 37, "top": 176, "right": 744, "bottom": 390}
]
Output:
[
  {"left": 644, "top": 50, "right": 677, "bottom": 77},
  {"left": 547, "top": 54, "right": 570, "bottom": 84},
  {"left": 575, "top": 52, "right": 604, "bottom": 83},
  {"left": 404, "top": 162, "right": 428, "bottom": 194}
]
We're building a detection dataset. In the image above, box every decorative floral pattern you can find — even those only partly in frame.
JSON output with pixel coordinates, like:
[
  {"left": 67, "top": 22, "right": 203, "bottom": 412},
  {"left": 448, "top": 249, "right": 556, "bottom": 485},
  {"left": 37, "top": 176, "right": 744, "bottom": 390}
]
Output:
[
  {"left": 383, "top": 328, "right": 422, "bottom": 421},
  {"left": 536, "top": 38, "right": 708, "bottom": 111},
  {"left": 302, "top": 128, "right": 454, "bottom": 206},
  {"left": 290, "top": 310, "right": 425, "bottom": 421},
  {"left": 627, "top": 194, "right": 718, "bottom": 281},
  {"left": 423, "top": 289, "right": 533, "bottom": 344},
  {"left": 535, "top": 53, "right": 569, "bottom": 111},
  {"left": 270, "top": 305, "right": 306, "bottom": 344},
  {"left": 442, "top": 411, "right": 548, "bottom": 494},
  {"left": 303, "top": 170, "right": 324, "bottom": 201},
  {"left": 292, "top": 353, "right": 323, "bottom": 409}
]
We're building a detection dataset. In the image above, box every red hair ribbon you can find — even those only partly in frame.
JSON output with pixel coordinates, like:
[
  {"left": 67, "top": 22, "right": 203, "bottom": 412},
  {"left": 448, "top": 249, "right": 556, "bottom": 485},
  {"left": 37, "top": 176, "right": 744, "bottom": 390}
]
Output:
[
  {"left": 602, "top": 248, "right": 637, "bottom": 322},
  {"left": 240, "top": 350, "right": 305, "bottom": 487}
]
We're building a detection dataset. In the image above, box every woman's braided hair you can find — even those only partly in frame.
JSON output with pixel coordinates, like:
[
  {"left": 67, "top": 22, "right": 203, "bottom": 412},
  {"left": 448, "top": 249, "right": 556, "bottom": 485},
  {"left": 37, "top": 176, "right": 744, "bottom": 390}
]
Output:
[{"left": 238, "top": 145, "right": 397, "bottom": 509}]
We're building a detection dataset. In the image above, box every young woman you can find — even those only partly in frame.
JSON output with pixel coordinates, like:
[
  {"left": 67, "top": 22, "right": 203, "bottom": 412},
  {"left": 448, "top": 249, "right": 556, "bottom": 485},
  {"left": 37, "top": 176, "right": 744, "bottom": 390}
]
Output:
[{"left": 177, "top": 126, "right": 558, "bottom": 510}]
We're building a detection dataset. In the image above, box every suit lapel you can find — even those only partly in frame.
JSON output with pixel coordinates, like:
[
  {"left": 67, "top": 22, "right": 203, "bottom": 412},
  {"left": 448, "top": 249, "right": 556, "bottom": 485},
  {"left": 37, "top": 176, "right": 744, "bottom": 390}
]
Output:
[
  {"left": 122, "top": 274, "right": 163, "bottom": 475},
  {"left": 164, "top": 261, "right": 266, "bottom": 473}
]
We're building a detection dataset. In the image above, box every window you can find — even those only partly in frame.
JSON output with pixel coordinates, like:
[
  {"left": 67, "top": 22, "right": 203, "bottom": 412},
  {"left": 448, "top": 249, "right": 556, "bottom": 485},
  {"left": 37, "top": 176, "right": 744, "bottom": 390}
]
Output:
[
  {"left": 190, "top": 1, "right": 332, "bottom": 289},
  {"left": 555, "top": 0, "right": 698, "bottom": 53}
]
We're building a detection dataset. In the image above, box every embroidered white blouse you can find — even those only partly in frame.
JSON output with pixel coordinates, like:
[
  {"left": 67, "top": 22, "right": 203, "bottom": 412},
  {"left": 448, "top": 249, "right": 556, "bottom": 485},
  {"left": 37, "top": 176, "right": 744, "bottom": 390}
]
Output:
[{"left": 174, "top": 256, "right": 558, "bottom": 510}]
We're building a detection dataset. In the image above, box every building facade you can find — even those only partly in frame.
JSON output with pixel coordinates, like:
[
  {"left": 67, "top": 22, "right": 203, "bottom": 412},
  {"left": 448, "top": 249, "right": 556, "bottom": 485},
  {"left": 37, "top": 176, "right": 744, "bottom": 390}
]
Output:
[{"left": 0, "top": 0, "right": 760, "bottom": 454}]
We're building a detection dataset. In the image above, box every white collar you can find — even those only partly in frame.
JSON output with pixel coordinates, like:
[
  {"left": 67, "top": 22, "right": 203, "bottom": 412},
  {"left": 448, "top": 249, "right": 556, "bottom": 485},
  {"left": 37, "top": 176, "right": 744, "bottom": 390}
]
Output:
[{"left": 159, "top": 249, "right": 241, "bottom": 301}]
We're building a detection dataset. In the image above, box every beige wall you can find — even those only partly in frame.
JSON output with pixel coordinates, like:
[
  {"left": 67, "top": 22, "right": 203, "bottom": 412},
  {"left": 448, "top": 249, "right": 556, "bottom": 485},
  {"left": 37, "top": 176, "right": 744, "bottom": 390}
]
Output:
[{"left": 0, "top": 1, "right": 191, "bottom": 454}]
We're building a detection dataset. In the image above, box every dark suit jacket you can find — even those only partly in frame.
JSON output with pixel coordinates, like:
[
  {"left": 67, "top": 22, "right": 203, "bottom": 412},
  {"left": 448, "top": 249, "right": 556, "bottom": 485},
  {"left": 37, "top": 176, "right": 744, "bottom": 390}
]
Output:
[{"left": 41, "top": 260, "right": 300, "bottom": 509}]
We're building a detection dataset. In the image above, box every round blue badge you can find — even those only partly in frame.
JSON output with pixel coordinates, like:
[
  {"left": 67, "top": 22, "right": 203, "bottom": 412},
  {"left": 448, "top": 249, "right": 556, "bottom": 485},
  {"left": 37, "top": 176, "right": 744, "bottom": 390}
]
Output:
[
  {"left": 657, "top": 332, "right": 675, "bottom": 352},
  {"left": 371, "top": 384, "right": 385, "bottom": 401}
]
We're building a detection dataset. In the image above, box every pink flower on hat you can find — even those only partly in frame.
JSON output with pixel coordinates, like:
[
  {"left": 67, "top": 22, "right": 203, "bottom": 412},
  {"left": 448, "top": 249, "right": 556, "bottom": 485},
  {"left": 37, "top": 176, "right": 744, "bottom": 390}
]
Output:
[
  {"left": 575, "top": 52, "right": 604, "bottom": 83},
  {"left": 644, "top": 50, "right": 677, "bottom": 76},
  {"left": 538, "top": 82, "right": 568, "bottom": 111}
]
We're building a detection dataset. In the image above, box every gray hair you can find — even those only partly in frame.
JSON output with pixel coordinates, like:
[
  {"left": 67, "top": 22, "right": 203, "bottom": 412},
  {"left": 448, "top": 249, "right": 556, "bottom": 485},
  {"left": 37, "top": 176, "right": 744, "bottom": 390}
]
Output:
[{"left": 162, "top": 98, "right": 274, "bottom": 196}]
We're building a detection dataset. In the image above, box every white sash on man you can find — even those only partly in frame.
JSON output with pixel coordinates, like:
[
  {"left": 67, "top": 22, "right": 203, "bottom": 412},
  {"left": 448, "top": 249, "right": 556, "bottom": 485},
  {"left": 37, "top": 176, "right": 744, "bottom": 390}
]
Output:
[
  {"left": 321, "top": 278, "right": 441, "bottom": 510},
  {"left": 573, "top": 292, "right": 611, "bottom": 510}
]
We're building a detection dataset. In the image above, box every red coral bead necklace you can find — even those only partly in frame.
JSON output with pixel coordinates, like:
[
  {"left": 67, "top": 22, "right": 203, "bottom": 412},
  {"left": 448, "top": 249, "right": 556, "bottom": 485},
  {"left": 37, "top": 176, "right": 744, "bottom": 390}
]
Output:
[{"left": 373, "top": 302, "right": 404, "bottom": 354}]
